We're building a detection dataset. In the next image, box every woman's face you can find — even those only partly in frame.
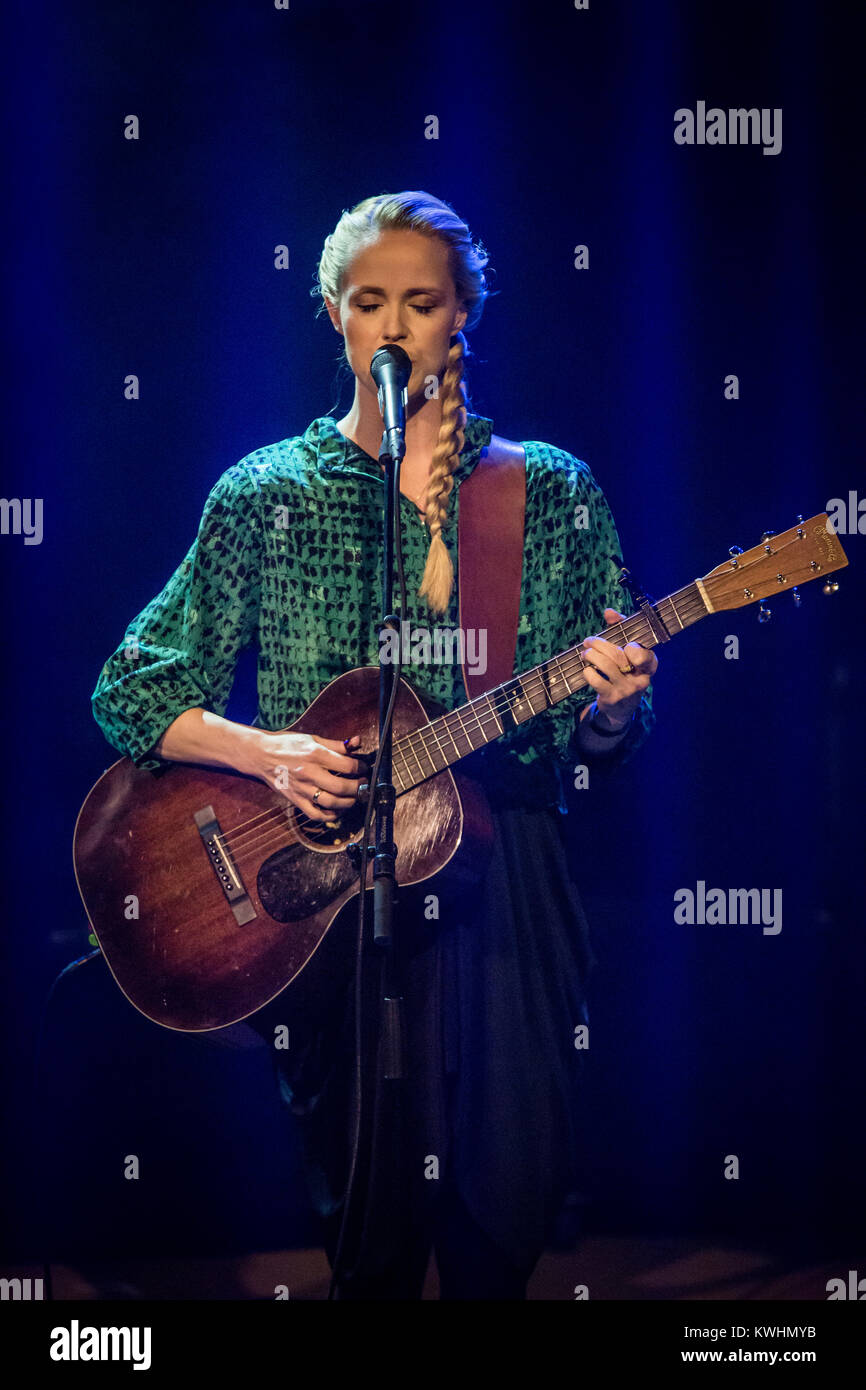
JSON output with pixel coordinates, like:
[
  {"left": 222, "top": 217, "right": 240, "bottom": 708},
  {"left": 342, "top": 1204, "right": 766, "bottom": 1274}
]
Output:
[{"left": 326, "top": 228, "right": 468, "bottom": 405}]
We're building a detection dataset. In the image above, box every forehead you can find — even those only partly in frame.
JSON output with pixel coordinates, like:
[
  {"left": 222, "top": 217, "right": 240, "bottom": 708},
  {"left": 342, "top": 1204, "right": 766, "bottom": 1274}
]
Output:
[{"left": 343, "top": 228, "right": 452, "bottom": 290}]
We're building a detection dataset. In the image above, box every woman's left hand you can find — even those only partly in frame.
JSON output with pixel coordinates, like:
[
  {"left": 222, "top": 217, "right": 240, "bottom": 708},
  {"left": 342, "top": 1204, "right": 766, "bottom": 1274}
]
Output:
[{"left": 580, "top": 608, "right": 658, "bottom": 729}]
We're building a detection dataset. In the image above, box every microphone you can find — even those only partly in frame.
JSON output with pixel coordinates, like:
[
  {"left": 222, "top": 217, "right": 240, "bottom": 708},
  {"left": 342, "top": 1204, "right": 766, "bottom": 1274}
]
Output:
[{"left": 370, "top": 344, "right": 411, "bottom": 462}]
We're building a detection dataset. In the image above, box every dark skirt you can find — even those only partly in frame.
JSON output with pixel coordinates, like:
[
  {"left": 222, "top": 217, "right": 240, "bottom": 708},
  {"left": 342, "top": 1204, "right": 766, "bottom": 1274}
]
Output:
[{"left": 265, "top": 801, "right": 596, "bottom": 1277}]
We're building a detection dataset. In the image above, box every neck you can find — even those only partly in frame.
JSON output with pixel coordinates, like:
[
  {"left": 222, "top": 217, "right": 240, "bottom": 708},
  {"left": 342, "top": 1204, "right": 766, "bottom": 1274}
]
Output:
[
  {"left": 337, "top": 385, "right": 447, "bottom": 471},
  {"left": 389, "top": 584, "right": 706, "bottom": 794}
]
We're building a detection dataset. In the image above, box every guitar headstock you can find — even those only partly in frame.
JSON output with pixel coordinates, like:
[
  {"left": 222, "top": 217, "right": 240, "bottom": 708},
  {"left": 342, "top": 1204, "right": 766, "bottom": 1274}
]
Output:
[{"left": 699, "top": 514, "right": 849, "bottom": 613}]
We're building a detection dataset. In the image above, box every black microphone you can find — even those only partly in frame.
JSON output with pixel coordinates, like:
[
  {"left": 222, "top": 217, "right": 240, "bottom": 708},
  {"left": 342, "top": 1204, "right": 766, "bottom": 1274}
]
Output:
[{"left": 370, "top": 344, "right": 411, "bottom": 462}]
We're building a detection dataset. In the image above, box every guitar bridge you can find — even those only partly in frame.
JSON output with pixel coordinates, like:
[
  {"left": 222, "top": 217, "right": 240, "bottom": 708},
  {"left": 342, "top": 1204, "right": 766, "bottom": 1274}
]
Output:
[{"left": 193, "top": 804, "right": 257, "bottom": 925}]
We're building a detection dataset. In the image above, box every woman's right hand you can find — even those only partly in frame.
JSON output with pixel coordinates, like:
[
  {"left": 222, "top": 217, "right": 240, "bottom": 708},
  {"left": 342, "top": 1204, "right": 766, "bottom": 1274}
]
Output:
[{"left": 239, "top": 729, "right": 365, "bottom": 822}]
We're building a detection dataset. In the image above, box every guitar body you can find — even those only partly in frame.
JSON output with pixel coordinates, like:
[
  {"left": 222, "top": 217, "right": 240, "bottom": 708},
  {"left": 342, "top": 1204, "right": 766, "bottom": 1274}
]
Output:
[
  {"left": 73, "top": 667, "right": 494, "bottom": 1032},
  {"left": 74, "top": 513, "right": 848, "bottom": 1034}
]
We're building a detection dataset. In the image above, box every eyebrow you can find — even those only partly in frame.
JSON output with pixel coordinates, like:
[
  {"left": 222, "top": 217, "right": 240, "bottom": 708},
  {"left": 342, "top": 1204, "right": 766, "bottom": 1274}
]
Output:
[{"left": 350, "top": 285, "right": 442, "bottom": 297}]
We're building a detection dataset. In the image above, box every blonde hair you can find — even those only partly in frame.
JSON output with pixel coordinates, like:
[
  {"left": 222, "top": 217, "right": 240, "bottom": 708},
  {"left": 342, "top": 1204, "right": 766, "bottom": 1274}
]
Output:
[{"left": 312, "top": 191, "right": 490, "bottom": 615}]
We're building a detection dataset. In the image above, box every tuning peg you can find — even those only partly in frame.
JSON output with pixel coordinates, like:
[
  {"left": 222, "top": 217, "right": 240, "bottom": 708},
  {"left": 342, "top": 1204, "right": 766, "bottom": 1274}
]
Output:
[
  {"left": 758, "top": 602, "right": 772, "bottom": 623},
  {"left": 792, "top": 586, "right": 802, "bottom": 606},
  {"left": 760, "top": 530, "right": 776, "bottom": 542},
  {"left": 728, "top": 544, "right": 743, "bottom": 569},
  {"left": 823, "top": 579, "right": 840, "bottom": 595}
]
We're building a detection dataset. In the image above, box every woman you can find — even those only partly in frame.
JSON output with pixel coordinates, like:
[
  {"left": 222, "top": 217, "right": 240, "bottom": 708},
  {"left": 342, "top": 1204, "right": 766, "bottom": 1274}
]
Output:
[{"left": 92, "top": 190, "right": 658, "bottom": 1299}]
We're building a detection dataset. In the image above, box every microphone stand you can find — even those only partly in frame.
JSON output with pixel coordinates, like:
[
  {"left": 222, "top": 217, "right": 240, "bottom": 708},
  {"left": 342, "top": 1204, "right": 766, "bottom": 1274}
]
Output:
[
  {"left": 331, "top": 352, "right": 410, "bottom": 1297},
  {"left": 373, "top": 419, "right": 406, "bottom": 1082}
]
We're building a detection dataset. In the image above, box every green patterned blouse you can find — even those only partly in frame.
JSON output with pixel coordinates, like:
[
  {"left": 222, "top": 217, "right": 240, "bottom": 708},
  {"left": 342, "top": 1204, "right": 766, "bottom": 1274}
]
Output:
[{"left": 91, "top": 412, "right": 654, "bottom": 811}]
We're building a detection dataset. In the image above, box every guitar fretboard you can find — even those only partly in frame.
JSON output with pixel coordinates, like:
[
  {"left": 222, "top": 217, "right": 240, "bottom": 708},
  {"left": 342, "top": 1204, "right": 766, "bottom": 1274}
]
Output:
[{"left": 391, "top": 583, "right": 707, "bottom": 793}]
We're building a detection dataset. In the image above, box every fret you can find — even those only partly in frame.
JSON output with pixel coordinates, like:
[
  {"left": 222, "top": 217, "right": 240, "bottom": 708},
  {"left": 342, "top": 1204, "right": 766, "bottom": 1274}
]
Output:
[
  {"left": 404, "top": 735, "right": 427, "bottom": 781},
  {"left": 666, "top": 594, "right": 685, "bottom": 630},
  {"left": 462, "top": 698, "right": 488, "bottom": 747},
  {"left": 538, "top": 663, "right": 556, "bottom": 708},
  {"left": 551, "top": 654, "right": 573, "bottom": 696},
  {"left": 529, "top": 670, "right": 551, "bottom": 714},
  {"left": 442, "top": 708, "right": 474, "bottom": 758},
  {"left": 390, "top": 577, "right": 712, "bottom": 794},
  {"left": 392, "top": 755, "right": 408, "bottom": 794},
  {"left": 438, "top": 710, "right": 465, "bottom": 760},
  {"left": 483, "top": 691, "right": 504, "bottom": 740},
  {"left": 506, "top": 678, "right": 526, "bottom": 719},
  {"left": 665, "top": 584, "right": 702, "bottom": 630},
  {"left": 423, "top": 726, "right": 449, "bottom": 772}
]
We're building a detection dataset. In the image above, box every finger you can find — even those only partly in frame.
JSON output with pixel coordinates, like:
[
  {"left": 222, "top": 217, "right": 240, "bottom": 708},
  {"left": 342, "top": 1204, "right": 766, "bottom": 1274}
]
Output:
[
  {"left": 584, "top": 639, "right": 653, "bottom": 686},
  {"left": 299, "top": 766, "right": 363, "bottom": 802},
  {"left": 316, "top": 734, "right": 361, "bottom": 752},
  {"left": 310, "top": 736, "right": 365, "bottom": 777},
  {"left": 583, "top": 636, "right": 624, "bottom": 659},
  {"left": 292, "top": 791, "right": 338, "bottom": 824},
  {"left": 622, "top": 641, "right": 658, "bottom": 675},
  {"left": 603, "top": 608, "right": 626, "bottom": 625},
  {"left": 581, "top": 639, "right": 628, "bottom": 681},
  {"left": 579, "top": 663, "right": 606, "bottom": 694}
]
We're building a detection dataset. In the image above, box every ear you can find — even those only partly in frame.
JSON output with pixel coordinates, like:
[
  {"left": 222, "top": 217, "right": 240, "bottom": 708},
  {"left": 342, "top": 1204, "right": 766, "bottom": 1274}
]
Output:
[
  {"left": 453, "top": 305, "right": 468, "bottom": 335},
  {"left": 324, "top": 297, "right": 344, "bottom": 336}
]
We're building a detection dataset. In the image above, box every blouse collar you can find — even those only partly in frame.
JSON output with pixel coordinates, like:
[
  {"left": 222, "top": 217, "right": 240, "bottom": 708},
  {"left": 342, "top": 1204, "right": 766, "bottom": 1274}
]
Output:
[{"left": 307, "top": 411, "right": 495, "bottom": 486}]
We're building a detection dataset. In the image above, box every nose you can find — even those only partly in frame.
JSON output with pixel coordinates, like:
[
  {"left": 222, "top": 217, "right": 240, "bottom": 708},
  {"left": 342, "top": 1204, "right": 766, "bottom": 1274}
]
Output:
[{"left": 380, "top": 305, "right": 409, "bottom": 341}]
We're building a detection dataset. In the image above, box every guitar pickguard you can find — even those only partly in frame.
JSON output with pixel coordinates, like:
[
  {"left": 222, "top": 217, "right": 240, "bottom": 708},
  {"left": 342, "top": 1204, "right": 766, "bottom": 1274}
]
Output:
[{"left": 257, "top": 803, "right": 366, "bottom": 923}]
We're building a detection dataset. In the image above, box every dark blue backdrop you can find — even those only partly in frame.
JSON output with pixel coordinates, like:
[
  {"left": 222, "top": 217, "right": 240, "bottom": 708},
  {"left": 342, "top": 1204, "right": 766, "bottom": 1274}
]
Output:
[{"left": 2, "top": 0, "right": 863, "bottom": 1275}]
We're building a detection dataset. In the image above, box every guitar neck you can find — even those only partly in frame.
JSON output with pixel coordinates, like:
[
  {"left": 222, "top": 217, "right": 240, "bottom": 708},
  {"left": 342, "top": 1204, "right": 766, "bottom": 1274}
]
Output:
[{"left": 391, "top": 580, "right": 709, "bottom": 793}]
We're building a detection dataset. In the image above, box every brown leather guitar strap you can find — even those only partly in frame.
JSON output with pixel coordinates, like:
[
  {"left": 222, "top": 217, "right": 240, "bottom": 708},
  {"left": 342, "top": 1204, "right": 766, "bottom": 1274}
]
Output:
[{"left": 457, "top": 433, "right": 527, "bottom": 703}]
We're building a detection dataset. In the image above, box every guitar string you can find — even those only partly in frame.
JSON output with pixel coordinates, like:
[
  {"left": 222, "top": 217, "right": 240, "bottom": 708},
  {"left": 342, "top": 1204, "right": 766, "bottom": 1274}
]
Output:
[
  {"left": 218, "top": 593, "right": 707, "bottom": 859},
  {"left": 215, "top": 530, "right": 811, "bottom": 855},
  {"left": 220, "top": 615, "right": 654, "bottom": 853},
  {"left": 387, "top": 537, "right": 812, "bottom": 782},
  {"left": 147, "top": 535, "right": 824, "bottom": 932},
  {"left": 217, "top": 602, "right": 670, "bottom": 851},
  {"left": 216, "top": 599, "right": 698, "bottom": 863},
  {"left": 220, "top": 595, "right": 698, "bottom": 850}
]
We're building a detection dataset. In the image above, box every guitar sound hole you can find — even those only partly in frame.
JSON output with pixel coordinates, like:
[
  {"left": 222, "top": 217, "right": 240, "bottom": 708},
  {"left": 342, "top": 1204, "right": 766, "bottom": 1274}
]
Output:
[
  {"left": 257, "top": 801, "right": 366, "bottom": 923},
  {"left": 294, "top": 797, "right": 367, "bottom": 849}
]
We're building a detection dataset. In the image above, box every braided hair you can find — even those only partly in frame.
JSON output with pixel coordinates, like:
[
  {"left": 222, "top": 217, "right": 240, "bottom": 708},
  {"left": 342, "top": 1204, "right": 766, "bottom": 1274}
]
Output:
[{"left": 312, "top": 191, "right": 490, "bottom": 616}]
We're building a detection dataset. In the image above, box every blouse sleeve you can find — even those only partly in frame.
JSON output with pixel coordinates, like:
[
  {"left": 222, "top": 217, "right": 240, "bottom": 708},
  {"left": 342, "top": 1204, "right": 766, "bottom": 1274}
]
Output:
[
  {"left": 90, "top": 463, "right": 263, "bottom": 769},
  {"left": 557, "top": 451, "right": 655, "bottom": 775}
]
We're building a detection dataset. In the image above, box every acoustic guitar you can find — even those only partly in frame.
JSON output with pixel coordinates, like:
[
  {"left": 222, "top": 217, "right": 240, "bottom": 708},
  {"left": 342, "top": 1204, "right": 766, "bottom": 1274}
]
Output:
[{"left": 73, "top": 513, "right": 848, "bottom": 1032}]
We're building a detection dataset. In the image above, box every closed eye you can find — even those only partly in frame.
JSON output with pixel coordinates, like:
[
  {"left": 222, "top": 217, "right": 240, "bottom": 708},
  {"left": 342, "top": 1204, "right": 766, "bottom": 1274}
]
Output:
[{"left": 358, "top": 304, "right": 434, "bottom": 315}]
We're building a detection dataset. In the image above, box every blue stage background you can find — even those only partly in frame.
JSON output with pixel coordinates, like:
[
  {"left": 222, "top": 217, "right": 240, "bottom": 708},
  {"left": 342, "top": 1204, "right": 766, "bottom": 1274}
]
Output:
[{"left": 1, "top": 0, "right": 863, "bottom": 1271}]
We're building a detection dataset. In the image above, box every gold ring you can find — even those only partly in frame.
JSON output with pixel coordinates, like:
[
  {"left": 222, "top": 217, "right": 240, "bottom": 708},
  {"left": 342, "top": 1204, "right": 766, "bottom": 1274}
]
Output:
[
  {"left": 619, "top": 661, "right": 635, "bottom": 675},
  {"left": 313, "top": 789, "right": 321, "bottom": 803}
]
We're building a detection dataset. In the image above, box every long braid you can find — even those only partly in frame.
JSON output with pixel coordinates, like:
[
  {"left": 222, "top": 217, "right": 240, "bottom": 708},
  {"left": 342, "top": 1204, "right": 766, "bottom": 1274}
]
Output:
[{"left": 417, "top": 332, "right": 468, "bottom": 616}]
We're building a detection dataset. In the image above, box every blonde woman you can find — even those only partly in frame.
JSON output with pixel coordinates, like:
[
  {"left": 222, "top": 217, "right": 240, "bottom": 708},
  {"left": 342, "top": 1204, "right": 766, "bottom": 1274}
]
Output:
[{"left": 93, "top": 191, "right": 658, "bottom": 1299}]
